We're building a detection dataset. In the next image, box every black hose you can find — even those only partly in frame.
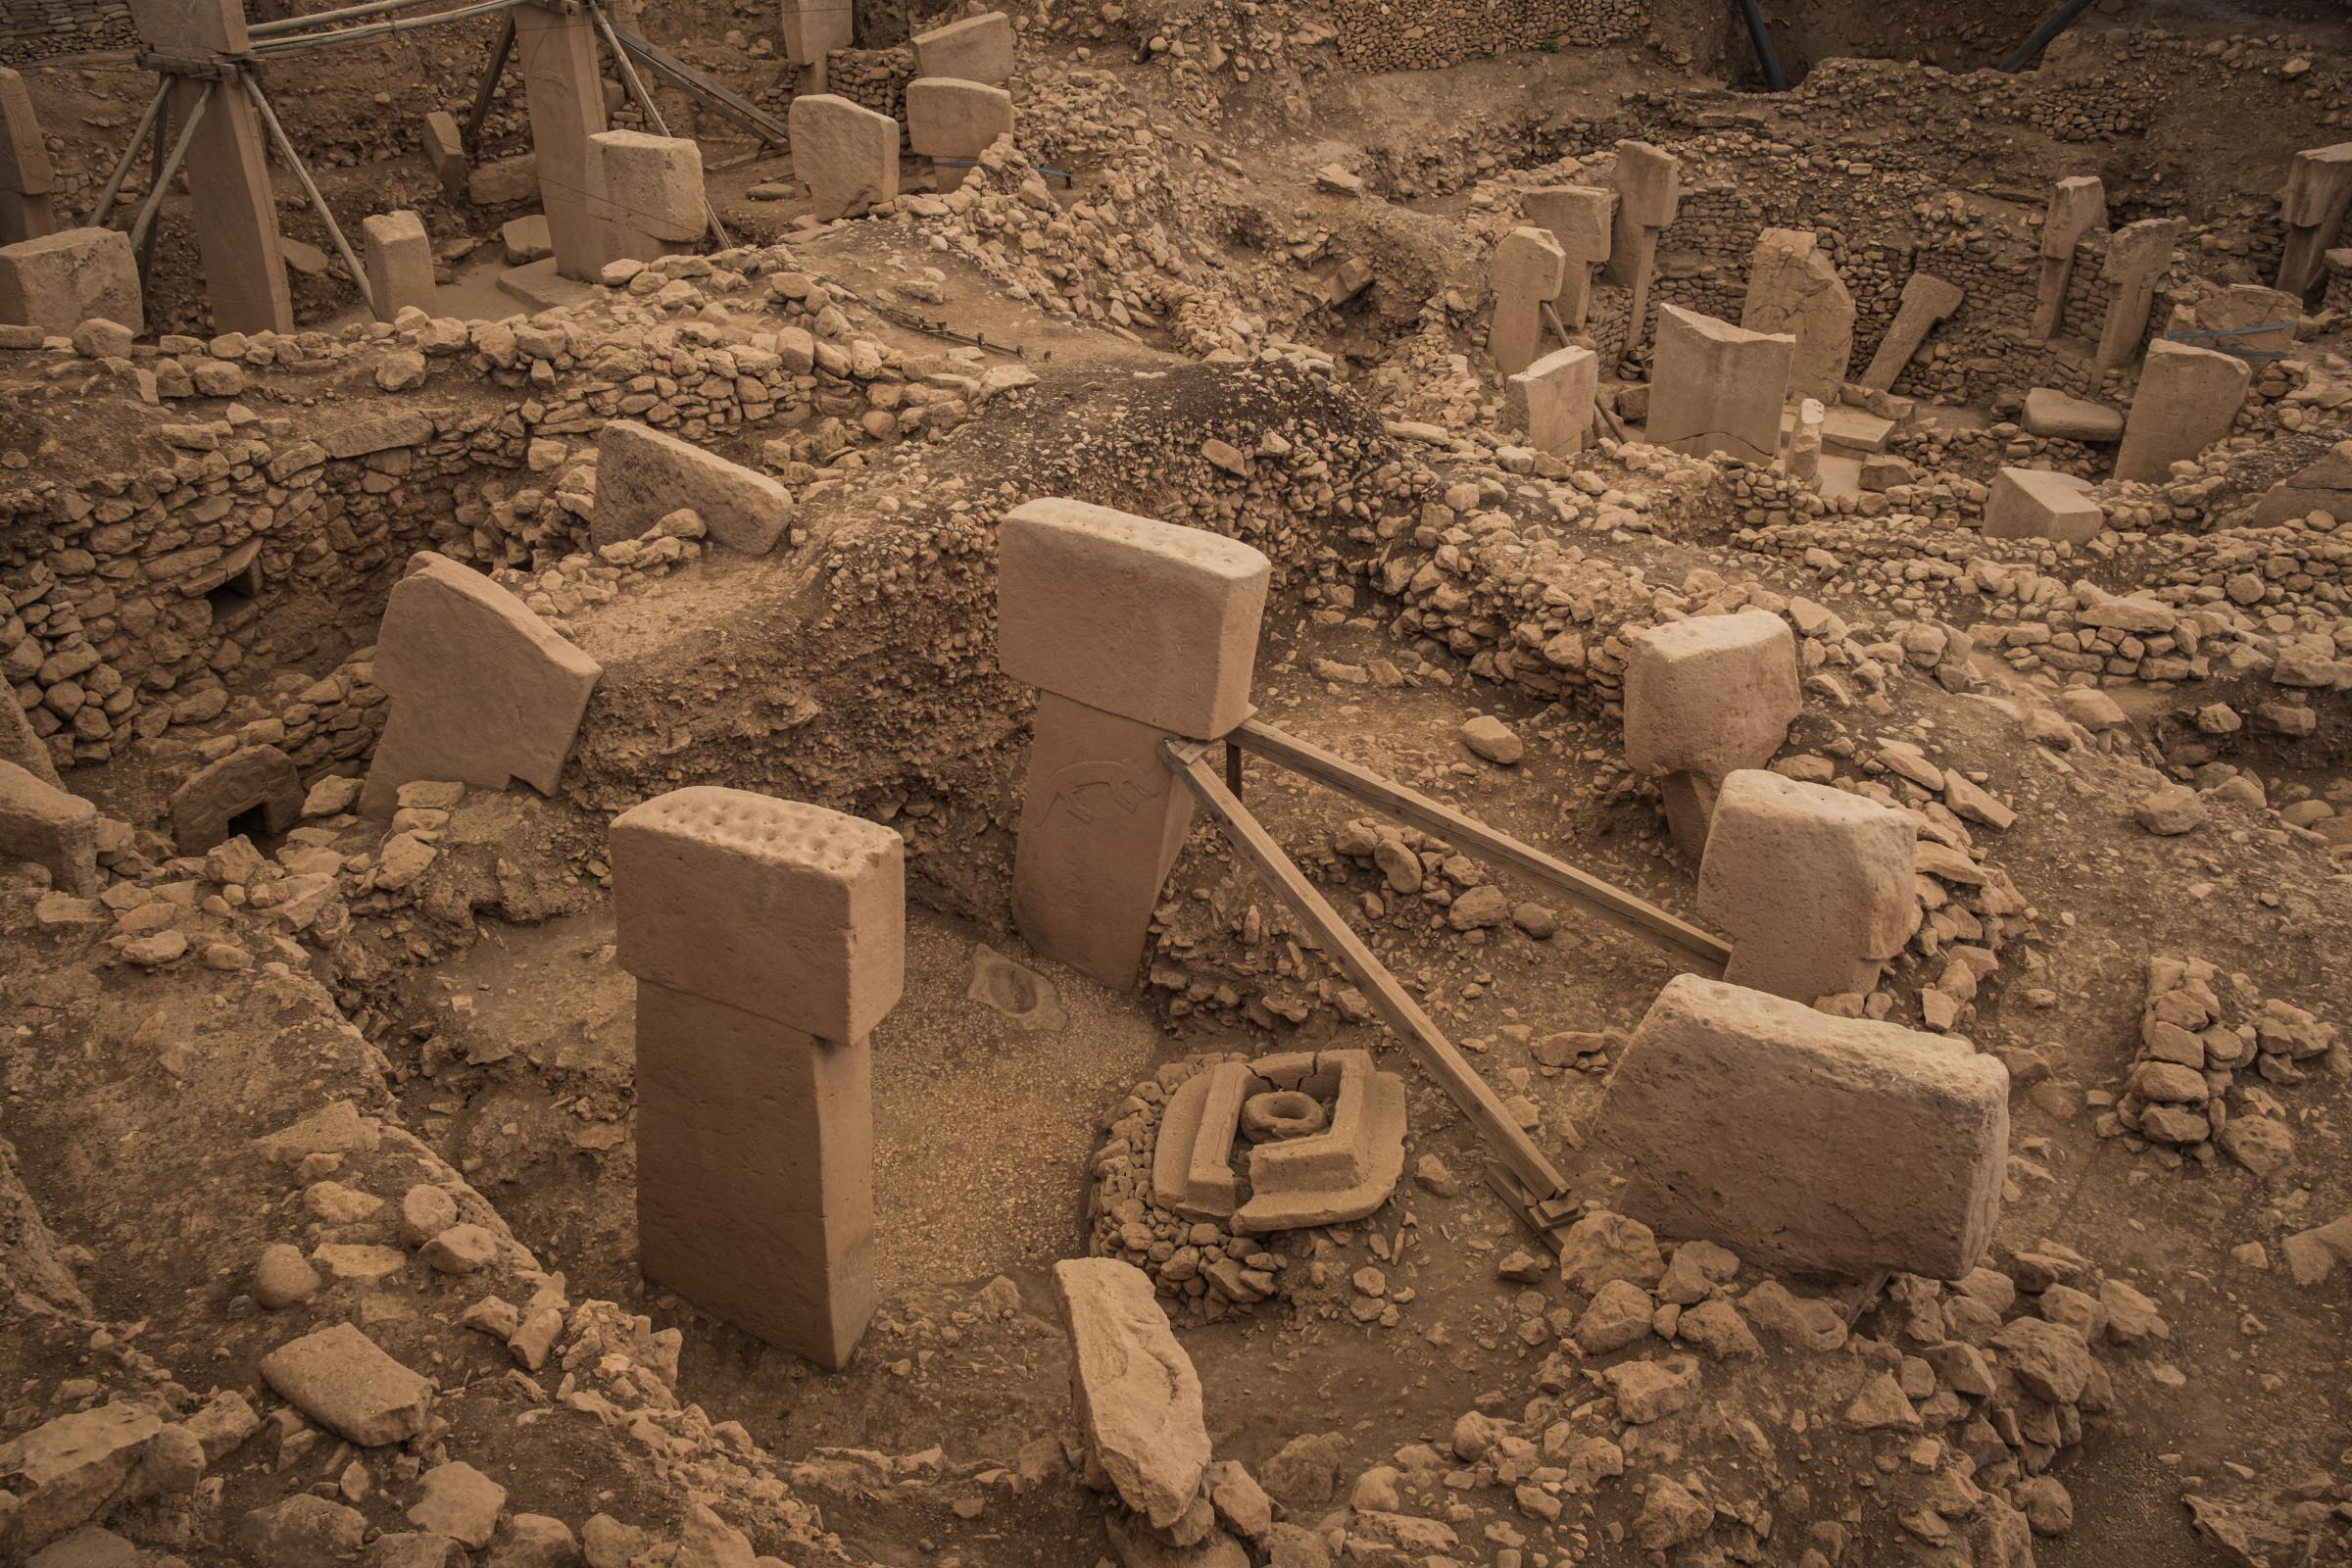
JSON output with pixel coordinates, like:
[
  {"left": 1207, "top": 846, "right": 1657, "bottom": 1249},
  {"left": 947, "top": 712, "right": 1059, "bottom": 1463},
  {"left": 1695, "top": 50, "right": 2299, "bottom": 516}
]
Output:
[
  {"left": 2000, "top": 0, "right": 2096, "bottom": 73},
  {"left": 1738, "top": 0, "right": 1788, "bottom": 91}
]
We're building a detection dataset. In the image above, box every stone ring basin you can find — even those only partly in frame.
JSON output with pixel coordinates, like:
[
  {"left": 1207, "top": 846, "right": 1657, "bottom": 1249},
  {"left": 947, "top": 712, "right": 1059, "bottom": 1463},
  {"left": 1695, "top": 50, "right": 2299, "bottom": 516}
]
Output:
[{"left": 1241, "top": 1090, "right": 1326, "bottom": 1143}]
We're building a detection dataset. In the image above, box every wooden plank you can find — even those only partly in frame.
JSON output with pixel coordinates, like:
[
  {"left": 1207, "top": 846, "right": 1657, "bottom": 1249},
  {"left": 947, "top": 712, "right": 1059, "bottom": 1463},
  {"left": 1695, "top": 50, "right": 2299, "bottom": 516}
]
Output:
[
  {"left": 1162, "top": 742, "right": 1568, "bottom": 1201},
  {"left": 1229, "top": 719, "right": 1732, "bottom": 976}
]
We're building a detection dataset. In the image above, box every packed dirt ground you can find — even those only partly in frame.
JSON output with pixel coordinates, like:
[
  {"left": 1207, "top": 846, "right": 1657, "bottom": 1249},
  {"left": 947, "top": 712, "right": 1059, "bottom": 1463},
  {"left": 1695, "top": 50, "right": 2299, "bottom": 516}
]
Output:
[{"left": 2, "top": 1, "right": 2351, "bottom": 1566}]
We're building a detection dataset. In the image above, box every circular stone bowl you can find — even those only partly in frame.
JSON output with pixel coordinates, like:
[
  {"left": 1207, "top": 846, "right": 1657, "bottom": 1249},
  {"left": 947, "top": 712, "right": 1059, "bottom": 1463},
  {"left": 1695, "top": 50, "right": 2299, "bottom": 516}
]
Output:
[{"left": 1241, "top": 1089, "right": 1328, "bottom": 1144}]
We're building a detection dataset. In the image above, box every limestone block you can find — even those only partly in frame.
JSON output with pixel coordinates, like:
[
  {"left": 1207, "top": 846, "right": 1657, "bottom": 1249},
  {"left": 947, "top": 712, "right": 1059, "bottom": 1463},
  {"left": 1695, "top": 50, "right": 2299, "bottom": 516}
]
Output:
[
  {"left": 905, "top": 78, "right": 1013, "bottom": 160},
  {"left": 781, "top": 0, "right": 855, "bottom": 68},
  {"left": 257, "top": 1323, "right": 433, "bottom": 1446},
  {"left": 1504, "top": 345, "right": 1596, "bottom": 455},
  {"left": 1610, "top": 139, "right": 1681, "bottom": 226},
  {"left": 1594, "top": 974, "right": 2010, "bottom": 1281},
  {"left": 911, "top": 10, "right": 1016, "bottom": 84},
  {"left": 2019, "top": 387, "right": 2122, "bottom": 443},
  {"left": 611, "top": 787, "right": 906, "bottom": 1041},
  {"left": 1523, "top": 185, "right": 1613, "bottom": 262},
  {"left": 361, "top": 211, "right": 435, "bottom": 322},
  {"left": 1010, "top": 693, "right": 1195, "bottom": 986},
  {"left": 997, "top": 497, "right": 1269, "bottom": 738},
  {"left": 634, "top": 981, "right": 874, "bottom": 1367},
  {"left": 126, "top": 0, "right": 247, "bottom": 51},
  {"left": 359, "top": 553, "right": 602, "bottom": 818},
  {"left": 1696, "top": 769, "right": 1919, "bottom": 1003},
  {"left": 0, "top": 760, "right": 97, "bottom": 896},
  {"left": 170, "top": 744, "right": 301, "bottom": 856},
  {"left": 2278, "top": 141, "right": 2352, "bottom": 296},
  {"left": 421, "top": 111, "right": 466, "bottom": 200},
  {"left": 2250, "top": 438, "right": 2352, "bottom": 525},
  {"left": 1740, "top": 228, "right": 1854, "bottom": 404},
  {"left": 787, "top": 94, "right": 899, "bottom": 220},
  {"left": 591, "top": 129, "right": 704, "bottom": 260},
  {"left": 595, "top": 418, "right": 793, "bottom": 554},
  {"left": 1488, "top": 226, "right": 1565, "bottom": 379},
  {"left": 1623, "top": 609, "right": 1799, "bottom": 782},
  {"left": 0, "top": 227, "right": 141, "bottom": 336},
  {"left": 1857, "top": 270, "right": 1961, "bottom": 391},
  {"left": 2114, "top": 338, "right": 2251, "bottom": 483},
  {"left": 1646, "top": 306, "right": 1793, "bottom": 465},
  {"left": 1053, "top": 1258, "right": 1211, "bottom": 1531},
  {"left": 0, "top": 1401, "right": 161, "bottom": 1551},
  {"left": 1982, "top": 466, "right": 2104, "bottom": 543},
  {"left": 0, "top": 68, "right": 55, "bottom": 197},
  {"left": 2039, "top": 174, "right": 2107, "bottom": 258}
]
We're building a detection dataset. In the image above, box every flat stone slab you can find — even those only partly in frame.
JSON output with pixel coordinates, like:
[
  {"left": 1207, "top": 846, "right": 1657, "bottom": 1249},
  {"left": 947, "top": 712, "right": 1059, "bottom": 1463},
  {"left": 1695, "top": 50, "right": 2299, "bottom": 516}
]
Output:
[
  {"left": 359, "top": 552, "right": 601, "bottom": 818},
  {"left": 258, "top": 1322, "right": 434, "bottom": 1446},
  {"left": 1053, "top": 1258, "right": 1210, "bottom": 1531},
  {"left": 2022, "top": 387, "right": 2124, "bottom": 442},
  {"left": 1594, "top": 974, "right": 2010, "bottom": 1282},
  {"left": 1983, "top": 466, "right": 2104, "bottom": 544},
  {"left": 595, "top": 417, "right": 794, "bottom": 555},
  {"left": 1819, "top": 405, "right": 1893, "bottom": 454},
  {"left": 0, "top": 1402, "right": 161, "bottom": 1550}
]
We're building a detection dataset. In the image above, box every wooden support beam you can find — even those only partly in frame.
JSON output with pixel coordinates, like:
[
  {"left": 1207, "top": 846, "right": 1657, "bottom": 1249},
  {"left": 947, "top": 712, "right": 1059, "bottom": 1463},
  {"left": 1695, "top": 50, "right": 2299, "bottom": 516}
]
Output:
[
  {"left": 1228, "top": 718, "right": 1732, "bottom": 976},
  {"left": 1161, "top": 740, "right": 1568, "bottom": 1201}
]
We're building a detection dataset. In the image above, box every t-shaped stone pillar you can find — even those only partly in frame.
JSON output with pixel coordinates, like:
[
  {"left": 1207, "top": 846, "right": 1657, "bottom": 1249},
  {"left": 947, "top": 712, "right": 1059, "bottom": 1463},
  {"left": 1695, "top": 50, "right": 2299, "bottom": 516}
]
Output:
[
  {"left": 612, "top": 787, "right": 905, "bottom": 1370},
  {"left": 2094, "top": 218, "right": 2185, "bottom": 370},
  {"left": 1624, "top": 609, "right": 1800, "bottom": 856},
  {"left": 2031, "top": 174, "right": 2106, "bottom": 343},
  {"left": 512, "top": 0, "right": 611, "bottom": 279},
  {"left": 1604, "top": 141, "right": 1680, "bottom": 351},
  {"left": 1000, "top": 498, "right": 1269, "bottom": 988},
  {"left": 2277, "top": 142, "right": 2352, "bottom": 302},
  {"left": 1696, "top": 769, "right": 1918, "bottom": 1004},
  {"left": 1488, "top": 226, "right": 1565, "bottom": 380},
  {"left": 2114, "top": 337, "right": 2251, "bottom": 484},
  {"left": 1740, "top": 228, "right": 1853, "bottom": 405},
  {"left": 1523, "top": 185, "right": 1613, "bottom": 330},
  {"left": 0, "top": 68, "right": 56, "bottom": 246},
  {"left": 1857, "top": 271, "right": 1961, "bottom": 392},
  {"left": 127, "top": 0, "right": 293, "bottom": 335}
]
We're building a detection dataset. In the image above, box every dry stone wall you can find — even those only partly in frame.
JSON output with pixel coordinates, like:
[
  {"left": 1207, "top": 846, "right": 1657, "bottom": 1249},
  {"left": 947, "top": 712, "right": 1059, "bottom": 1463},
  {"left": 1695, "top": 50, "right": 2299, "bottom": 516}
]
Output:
[{"left": 0, "top": 0, "right": 134, "bottom": 61}]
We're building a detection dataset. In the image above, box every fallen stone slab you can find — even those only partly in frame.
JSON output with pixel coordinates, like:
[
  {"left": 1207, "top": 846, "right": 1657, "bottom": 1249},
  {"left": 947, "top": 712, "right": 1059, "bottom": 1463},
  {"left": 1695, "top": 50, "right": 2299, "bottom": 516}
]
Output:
[
  {"left": 1053, "top": 1257, "right": 1210, "bottom": 1532},
  {"left": 2249, "top": 438, "right": 2352, "bottom": 525},
  {"left": 359, "top": 552, "right": 601, "bottom": 819},
  {"left": 0, "top": 759, "right": 97, "bottom": 895},
  {"left": 0, "top": 1401, "right": 163, "bottom": 1551},
  {"left": 257, "top": 1322, "right": 434, "bottom": 1446},
  {"left": 1594, "top": 974, "right": 2009, "bottom": 1281},
  {"left": 595, "top": 418, "right": 794, "bottom": 555},
  {"left": 2021, "top": 387, "right": 2124, "bottom": 443},
  {"left": 1982, "top": 466, "right": 2105, "bottom": 544}
]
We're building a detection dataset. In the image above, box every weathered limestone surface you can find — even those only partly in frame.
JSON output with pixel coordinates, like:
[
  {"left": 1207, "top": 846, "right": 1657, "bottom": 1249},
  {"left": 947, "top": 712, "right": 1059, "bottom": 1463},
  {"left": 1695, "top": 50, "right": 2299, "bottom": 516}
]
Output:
[
  {"left": 359, "top": 552, "right": 602, "bottom": 818},
  {"left": 2095, "top": 217, "right": 2185, "bottom": 369},
  {"left": 906, "top": 78, "right": 1014, "bottom": 161},
  {"left": 912, "top": 10, "right": 1016, "bottom": 83},
  {"left": 1983, "top": 466, "right": 2104, "bottom": 543},
  {"left": 1488, "top": 226, "right": 1566, "bottom": 380},
  {"left": 1605, "top": 140, "right": 1679, "bottom": 344},
  {"left": 595, "top": 418, "right": 794, "bottom": 554},
  {"left": 2114, "top": 338, "right": 2251, "bottom": 483},
  {"left": 1646, "top": 307, "right": 1793, "bottom": 465},
  {"left": 591, "top": 129, "right": 705, "bottom": 262},
  {"left": 0, "top": 227, "right": 141, "bottom": 335},
  {"left": 1523, "top": 184, "right": 1611, "bottom": 326},
  {"left": 1697, "top": 769, "right": 1919, "bottom": 1003},
  {"left": 2031, "top": 173, "right": 2106, "bottom": 341},
  {"left": 0, "top": 66, "right": 55, "bottom": 245},
  {"left": 511, "top": 0, "right": 611, "bottom": 279},
  {"left": 1740, "top": 228, "right": 1854, "bottom": 403},
  {"left": 1054, "top": 1257, "right": 1211, "bottom": 1531},
  {"left": 0, "top": 759, "right": 97, "bottom": 895},
  {"left": 1595, "top": 975, "right": 2010, "bottom": 1281},
  {"left": 997, "top": 498, "right": 1269, "bottom": 739},
  {"left": 361, "top": 210, "right": 435, "bottom": 322},
  {"left": 610, "top": 787, "right": 906, "bottom": 1042},
  {"left": 788, "top": 94, "right": 900, "bottom": 220},
  {"left": 1010, "top": 693, "right": 1195, "bottom": 988},
  {"left": 170, "top": 743, "right": 301, "bottom": 855},
  {"left": 1504, "top": 345, "right": 1596, "bottom": 455},
  {"left": 258, "top": 1323, "right": 434, "bottom": 1446},
  {"left": 1624, "top": 610, "right": 1800, "bottom": 783},
  {"left": 781, "top": 0, "right": 855, "bottom": 68},
  {"left": 1857, "top": 271, "right": 1961, "bottom": 391},
  {"left": 2278, "top": 141, "right": 2352, "bottom": 299},
  {"left": 0, "top": 1401, "right": 163, "bottom": 1552}
]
